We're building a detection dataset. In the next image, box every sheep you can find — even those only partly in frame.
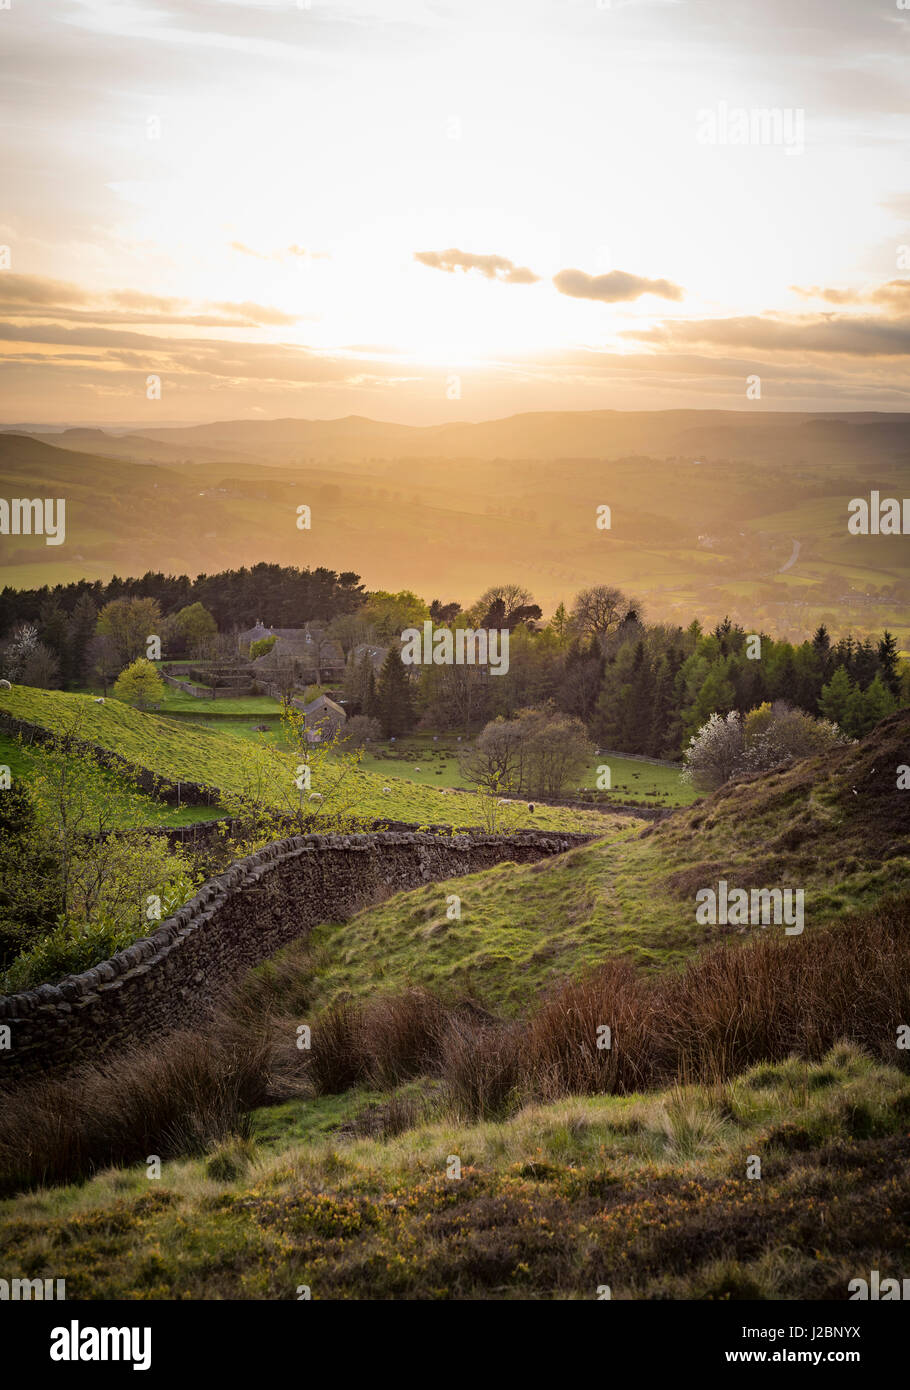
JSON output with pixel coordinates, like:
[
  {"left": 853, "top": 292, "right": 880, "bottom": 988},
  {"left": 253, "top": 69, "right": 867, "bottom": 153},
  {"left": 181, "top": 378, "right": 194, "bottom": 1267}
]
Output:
[
  {"left": 308, "top": 791, "right": 323, "bottom": 802},
  {"left": 93, "top": 697, "right": 105, "bottom": 704},
  {"left": 0, "top": 679, "right": 11, "bottom": 691},
  {"left": 382, "top": 785, "right": 391, "bottom": 793}
]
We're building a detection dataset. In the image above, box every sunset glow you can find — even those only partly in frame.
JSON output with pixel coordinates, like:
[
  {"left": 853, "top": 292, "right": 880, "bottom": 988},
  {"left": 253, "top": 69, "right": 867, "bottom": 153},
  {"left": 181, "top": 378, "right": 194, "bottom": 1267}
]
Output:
[{"left": 2, "top": 0, "right": 909, "bottom": 423}]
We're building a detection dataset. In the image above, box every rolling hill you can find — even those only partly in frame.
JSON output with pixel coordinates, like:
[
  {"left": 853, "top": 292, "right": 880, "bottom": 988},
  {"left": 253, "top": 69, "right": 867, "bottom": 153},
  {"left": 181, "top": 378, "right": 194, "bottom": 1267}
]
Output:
[
  {"left": 292, "top": 708, "right": 910, "bottom": 1013},
  {"left": 2, "top": 410, "right": 909, "bottom": 638}
]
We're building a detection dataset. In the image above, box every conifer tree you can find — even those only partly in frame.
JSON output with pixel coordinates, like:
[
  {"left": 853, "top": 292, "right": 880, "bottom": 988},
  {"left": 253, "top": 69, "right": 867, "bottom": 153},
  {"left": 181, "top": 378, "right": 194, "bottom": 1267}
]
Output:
[{"left": 375, "top": 649, "right": 415, "bottom": 737}]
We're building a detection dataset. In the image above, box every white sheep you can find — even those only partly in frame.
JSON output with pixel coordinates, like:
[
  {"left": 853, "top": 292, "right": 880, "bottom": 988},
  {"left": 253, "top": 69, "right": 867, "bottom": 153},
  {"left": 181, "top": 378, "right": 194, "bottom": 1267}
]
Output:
[
  {"left": 93, "top": 697, "right": 105, "bottom": 704},
  {"left": 382, "top": 785, "right": 391, "bottom": 793},
  {"left": 0, "top": 679, "right": 11, "bottom": 691},
  {"left": 308, "top": 791, "right": 323, "bottom": 802}
]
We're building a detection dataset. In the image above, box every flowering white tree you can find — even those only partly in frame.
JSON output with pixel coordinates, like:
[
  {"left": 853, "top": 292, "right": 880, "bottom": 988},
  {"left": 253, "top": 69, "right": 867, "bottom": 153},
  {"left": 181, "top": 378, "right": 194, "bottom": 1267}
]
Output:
[
  {"left": 682, "top": 711, "right": 744, "bottom": 791},
  {"left": 684, "top": 702, "right": 850, "bottom": 793},
  {"left": 737, "top": 702, "right": 849, "bottom": 774},
  {"left": 0, "top": 623, "right": 39, "bottom": 680}
]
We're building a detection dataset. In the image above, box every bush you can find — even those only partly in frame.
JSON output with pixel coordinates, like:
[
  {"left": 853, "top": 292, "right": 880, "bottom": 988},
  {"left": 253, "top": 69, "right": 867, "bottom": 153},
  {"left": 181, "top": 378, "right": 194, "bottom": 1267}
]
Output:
[
  {"left": 682, "top": 711, "right": 744, "bottom": 791},
  {"left": 249, "top": 636, "right": 277, "bottom": 660},
  {"left": 0, "top": 1001, "right": 304, "bottom": 1195}
]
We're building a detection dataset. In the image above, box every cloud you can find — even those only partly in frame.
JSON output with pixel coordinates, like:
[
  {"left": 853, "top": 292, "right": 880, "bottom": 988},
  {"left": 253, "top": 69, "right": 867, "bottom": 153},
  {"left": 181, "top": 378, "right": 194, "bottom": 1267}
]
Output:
[
  {"left": 626, "top": 312, "right": 910, "bottom": 356},
  {"left": 414, "top": 249, "right": 540, "bottom": 285},
  {"left": 230, "top": 241, "right": 327, "bottom": 262},
  {"left": 206, "top": 300, "right": 299, "bottom": 326},
  {"left": 553, "top": 268, "right": 684, "bottom": 304},
  {"left": 0, "top": 274, "right": 90, "bottom": 308},
  {"left": 790, "top": 280, "right": 910, "bottom": 312},
  {"left": 230, "top": 241, "right": 266, "bottom": 259},
  {"left": 109, "top": 289, "right": 185, "bottom": 313},
  {"left": 0, "top": 274, "right": 301, "bottom": 328}
]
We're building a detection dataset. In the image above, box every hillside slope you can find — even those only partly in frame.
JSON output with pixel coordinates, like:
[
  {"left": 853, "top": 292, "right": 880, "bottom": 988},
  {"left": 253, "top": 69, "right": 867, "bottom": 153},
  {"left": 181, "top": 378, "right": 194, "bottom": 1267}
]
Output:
[
  {"left": 0, "top": 685, "right": 624, "bottom": 836},
  {"left": 3, "top": 1045, "right": 908, "bottom": 1300},
  {"left": 136, "top": 408, "right": 910, "bottom": 465},
  {"left": 297, "top": 711, "right": 910, "bottom": 1012}
]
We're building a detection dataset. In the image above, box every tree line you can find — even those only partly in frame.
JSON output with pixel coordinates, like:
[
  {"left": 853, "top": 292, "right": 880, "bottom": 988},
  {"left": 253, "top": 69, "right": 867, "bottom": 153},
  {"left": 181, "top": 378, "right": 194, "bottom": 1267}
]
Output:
[{"left": 0, "top": 569, "right": 906, "bottom": 757}]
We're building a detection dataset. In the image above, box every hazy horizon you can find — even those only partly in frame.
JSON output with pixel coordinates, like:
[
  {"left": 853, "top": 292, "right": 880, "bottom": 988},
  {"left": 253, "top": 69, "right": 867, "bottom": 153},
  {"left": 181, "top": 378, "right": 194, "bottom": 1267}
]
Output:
[{"left": 5, "top": 403, "right": 910, "bottom": 435}]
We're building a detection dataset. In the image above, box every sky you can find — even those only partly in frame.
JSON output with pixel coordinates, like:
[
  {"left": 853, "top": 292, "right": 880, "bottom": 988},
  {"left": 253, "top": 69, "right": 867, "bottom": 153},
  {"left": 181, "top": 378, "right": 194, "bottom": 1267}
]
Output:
[{"left": 1, "top": 0, "right": 909, "bottom": 425}]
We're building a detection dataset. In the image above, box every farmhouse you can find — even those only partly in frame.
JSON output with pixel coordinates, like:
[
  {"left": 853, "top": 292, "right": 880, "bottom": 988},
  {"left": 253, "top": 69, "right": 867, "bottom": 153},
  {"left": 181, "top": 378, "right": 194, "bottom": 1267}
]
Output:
[
  {"left": 303, "top": 692, "right": 346, "bottom": 742},
  {"left": 239, "top": 620, "right": 344, "bottom": 680}
]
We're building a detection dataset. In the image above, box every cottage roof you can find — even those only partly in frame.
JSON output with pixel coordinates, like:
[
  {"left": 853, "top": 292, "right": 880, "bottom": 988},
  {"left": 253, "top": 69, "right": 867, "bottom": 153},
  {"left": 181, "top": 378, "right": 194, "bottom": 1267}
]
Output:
[{"left": 303, "top": 694, "right": 346, "bottom": 719}]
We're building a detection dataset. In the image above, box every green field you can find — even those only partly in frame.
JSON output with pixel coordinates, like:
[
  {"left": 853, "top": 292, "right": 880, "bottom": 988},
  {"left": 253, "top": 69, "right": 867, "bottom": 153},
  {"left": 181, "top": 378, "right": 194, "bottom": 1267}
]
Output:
[
  {"left": 358, "top": 742, "right": 697, "bottom": 805},
  {"left": 153, "top": 720, "right": 697, "bottom": 809},
  {"left": 156, "top": 687, "right": 282, "bottom": 717},
  {"left": 0, "top": 687, "right": 628, "bottom": 836},
  {"left": 0, "top": 729, "right": 224, "bottom": 828}
]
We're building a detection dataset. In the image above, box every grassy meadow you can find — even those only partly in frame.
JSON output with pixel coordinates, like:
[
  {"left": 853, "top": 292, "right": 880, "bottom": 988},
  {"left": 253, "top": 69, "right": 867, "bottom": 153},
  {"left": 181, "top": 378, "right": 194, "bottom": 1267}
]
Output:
[
  {"left": 0, "top": 685, "right": 628, "bottom": 836},
  {"left": 152, "top": 686, "right": 698, "bottom": 809}
]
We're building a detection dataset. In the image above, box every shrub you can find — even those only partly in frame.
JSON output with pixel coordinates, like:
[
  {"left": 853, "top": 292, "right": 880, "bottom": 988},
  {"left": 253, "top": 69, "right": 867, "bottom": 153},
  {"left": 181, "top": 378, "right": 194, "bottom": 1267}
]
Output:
[
  {"left": 249, "top": 636, "right": 277, "bottom": 660},
  {"left": 0, "top": 1002, "right": 302, "bottom": 1195},
  {"left": 684, "top": 702, "right": 849, "bottom": 791},
  {"left": 113, "top": 657, "right": 165, "bottom": 710}
]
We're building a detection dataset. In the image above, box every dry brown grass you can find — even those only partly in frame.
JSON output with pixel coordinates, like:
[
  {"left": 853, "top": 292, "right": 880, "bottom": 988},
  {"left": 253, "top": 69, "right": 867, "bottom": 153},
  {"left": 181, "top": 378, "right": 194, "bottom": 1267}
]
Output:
[{"left": 301, "top": 893, "right": 910, "bottom": 1118}]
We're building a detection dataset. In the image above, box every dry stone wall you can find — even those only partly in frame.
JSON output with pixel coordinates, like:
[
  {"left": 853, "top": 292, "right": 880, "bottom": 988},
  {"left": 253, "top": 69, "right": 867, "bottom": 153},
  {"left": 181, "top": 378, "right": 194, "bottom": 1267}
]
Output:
[
  {"left": 0, "top": 710, "right": 219, "bottom": 805},
  {"left": 0, "top": 827, "right": 590, "bottom": 1085}
]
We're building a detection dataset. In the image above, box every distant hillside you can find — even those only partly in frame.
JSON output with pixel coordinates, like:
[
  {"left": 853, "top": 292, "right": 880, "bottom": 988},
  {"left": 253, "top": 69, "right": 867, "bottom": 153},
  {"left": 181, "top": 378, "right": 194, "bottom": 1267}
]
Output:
[
  {"left": 2, "top": 410, "right": 909, "bottom": 639},
  {"left": 133, "top": 408, "right": 910, "bottom": 466},
  {"left": 30, "top": 428, "right": 245, "bottom": 469}
]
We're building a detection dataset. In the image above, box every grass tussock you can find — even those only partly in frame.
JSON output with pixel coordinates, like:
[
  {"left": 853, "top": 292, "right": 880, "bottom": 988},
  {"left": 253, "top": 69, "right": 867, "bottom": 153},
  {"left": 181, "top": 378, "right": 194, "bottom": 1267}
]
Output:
[{"left": 0, "top": 997, "right": 308, "bottom": 1196}]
